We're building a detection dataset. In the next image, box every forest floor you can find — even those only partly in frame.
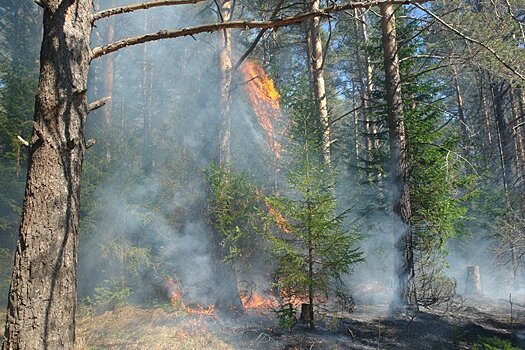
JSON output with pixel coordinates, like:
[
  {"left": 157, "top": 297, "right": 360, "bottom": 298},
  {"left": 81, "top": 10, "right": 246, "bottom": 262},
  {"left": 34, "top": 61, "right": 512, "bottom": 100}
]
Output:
[{"left": 75, "top": 295, "right": 525, "bottom": 349}]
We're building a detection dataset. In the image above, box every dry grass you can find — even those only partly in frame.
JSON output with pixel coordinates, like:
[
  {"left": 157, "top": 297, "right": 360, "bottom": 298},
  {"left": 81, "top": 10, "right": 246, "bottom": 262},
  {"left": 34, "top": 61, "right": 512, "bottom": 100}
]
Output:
[{"left": 75, "top": 306, "right": 233, "bottom": 350}]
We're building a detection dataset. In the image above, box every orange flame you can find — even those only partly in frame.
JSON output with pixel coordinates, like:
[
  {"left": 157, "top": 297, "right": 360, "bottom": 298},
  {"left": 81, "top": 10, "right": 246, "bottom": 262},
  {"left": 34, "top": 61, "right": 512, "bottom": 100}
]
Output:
[
  {"left": 241, "top": 292, "right": 278, "bottom": 309},
  {"left": 166, "top": 278, "right": 216, "bottom": 317},
  {"left": 240, "top": 60, "right": 283, "bottom": 159},
  {"left": 184, "top": 304, "right": 215, "bottom": 316},
  {"left": 255, "top": 189, "right": 291, "bottom": 234},
  {"left": 264, "top": 198, "right": 291, "bottom": 234}
]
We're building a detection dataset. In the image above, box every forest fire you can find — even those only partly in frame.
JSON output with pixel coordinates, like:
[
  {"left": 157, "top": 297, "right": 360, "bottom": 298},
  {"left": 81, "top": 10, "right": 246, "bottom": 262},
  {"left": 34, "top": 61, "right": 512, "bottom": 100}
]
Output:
[
  {"left": 255, "top": 189, "right": 292, "bottom": 234},
  {"left": 264, "top": 198, "right": 292, "bottom": 234},
  {"left": 165, "top": 278, "right": 216, "bottom": 316},
  {"left": 240, "top": 60, "right": 283, "bottom": 159},
  {"left": 241, "top": 291, "right": 278, "bottom": 310}
]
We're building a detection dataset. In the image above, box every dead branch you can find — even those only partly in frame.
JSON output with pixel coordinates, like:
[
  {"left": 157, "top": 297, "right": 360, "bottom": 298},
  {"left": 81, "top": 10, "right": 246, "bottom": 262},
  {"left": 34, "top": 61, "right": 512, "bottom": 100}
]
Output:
[
  {"left": 91, "top": 0, "right": 432, "bottom": 60},
  {"left": 92, "top": 0, "right": 207, "bottom": 22},
  {"left": 17, "top": 136, "right": 29, "bottom": 147},
  {"left": 86, "top": 139, "right": 97, "bottom": 149},
  {"left": 413, "top": 3, "right": 525, "bottom": 82},
  {"left": 34, "top": 0, "right": 45, "bottom": 9},
  {"left": 88, "top": 97, "right": 111, "bottom": 112},
  {"left": 233, "top": 0, "right": 285, "bottom": 71}
]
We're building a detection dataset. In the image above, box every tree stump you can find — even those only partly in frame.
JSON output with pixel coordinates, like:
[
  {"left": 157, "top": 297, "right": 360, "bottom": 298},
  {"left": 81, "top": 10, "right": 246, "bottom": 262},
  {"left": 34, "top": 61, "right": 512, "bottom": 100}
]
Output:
[
  {"left": 465, "top": 265, "right": 483, "bottom": 296},
  {"left": 299, "top": 303, "right": 313, "bottom": 324}
]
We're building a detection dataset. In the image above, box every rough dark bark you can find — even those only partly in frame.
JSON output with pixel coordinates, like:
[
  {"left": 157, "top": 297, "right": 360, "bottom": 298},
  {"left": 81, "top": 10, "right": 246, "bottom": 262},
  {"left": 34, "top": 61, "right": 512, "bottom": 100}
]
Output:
[
  {"left": 380, "top": 1, "right": 417, "bottom": 311},
  {"left": 2, "top": 1, "right": 93, "bottom": 349}
]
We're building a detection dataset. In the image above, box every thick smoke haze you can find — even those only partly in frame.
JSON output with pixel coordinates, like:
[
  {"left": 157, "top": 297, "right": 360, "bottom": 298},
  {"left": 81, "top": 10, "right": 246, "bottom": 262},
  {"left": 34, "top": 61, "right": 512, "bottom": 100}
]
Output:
[{"left": 80, "top": 1, "right": 275, "bottom": 305}]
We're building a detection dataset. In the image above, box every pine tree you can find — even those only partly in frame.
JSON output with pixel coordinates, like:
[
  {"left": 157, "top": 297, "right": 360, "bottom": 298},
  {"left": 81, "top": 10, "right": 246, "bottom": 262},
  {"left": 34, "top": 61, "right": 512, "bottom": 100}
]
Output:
[{"left": 265, "top": 98, "right": 362, "bottom": 328}]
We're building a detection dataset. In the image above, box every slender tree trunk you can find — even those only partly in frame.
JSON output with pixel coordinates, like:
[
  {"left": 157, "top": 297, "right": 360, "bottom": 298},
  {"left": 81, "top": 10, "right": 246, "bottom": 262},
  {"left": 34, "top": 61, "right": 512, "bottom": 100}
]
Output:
[
  {"left": 380, "top": 1, "right": 417, "bottom": 311},
  {"left": 509, "top": 89, "right": 525, "bottom": 190},
  {"left": 142, "top": 13, "right": 154, "bottom": 174},
  {"left": 516, "top": 89, "right": 525, "bottom": 190},
  {"left": 352, "top": 82, "right": 360, "bottom": 163},
  {"left": 492, "top": 82, "right": 514, "bottom": 190},
  {"left": 353, "top": 8, "right": 375, "bottom": 177},
  {"left": 102, "top": 2, "right": 115, "bottom": 164},
  {"left": 2, "top": 1, "right": 92, "bottom": 348},
  {"left": 492, "top": 81, "right": 518, "bottom": 286},
  {"left": 217, "top": 0, "right": 233, "bottom": 168},
  {"left": 307, "top": 0, "right": 331, "bottom": 165},
  {"left": 453, "top": 67, "right": 468, "bottom": 149},
  {"left": 212, "top": 0, "right": 243, "bottom": 312},
  {"left": 479, "top": 71, "right": 494, "bottom": 160}
]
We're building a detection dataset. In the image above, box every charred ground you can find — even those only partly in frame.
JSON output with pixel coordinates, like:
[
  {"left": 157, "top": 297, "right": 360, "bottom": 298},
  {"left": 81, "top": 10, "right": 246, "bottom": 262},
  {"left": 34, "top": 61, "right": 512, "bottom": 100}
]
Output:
[{"left": 74, "top": 296, "right": 524, "bottom": 349}]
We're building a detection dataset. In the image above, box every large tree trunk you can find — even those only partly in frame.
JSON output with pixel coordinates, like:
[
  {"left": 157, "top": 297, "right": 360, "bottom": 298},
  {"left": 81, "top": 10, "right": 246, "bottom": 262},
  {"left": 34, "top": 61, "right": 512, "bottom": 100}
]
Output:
[
  {"left": 307, "top": 0, "right": 331, "bottom": 165},
  {"left": 380, "top": 1, "right": 417, "bottom": 311},
  {"left": 2, "top": 1, "right": 92, "bottom": 349},
  {"left": 212, "top": 0, "right": 243, "bottom": 312}
]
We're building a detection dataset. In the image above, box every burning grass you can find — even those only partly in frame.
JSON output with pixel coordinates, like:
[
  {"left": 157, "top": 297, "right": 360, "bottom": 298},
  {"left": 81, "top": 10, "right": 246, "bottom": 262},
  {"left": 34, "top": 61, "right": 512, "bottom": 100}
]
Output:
[
  {"left": 75, "top": 306, "right": 232, "bottom": 350},
  {"left": 73, "top": 296, "right": 525, "bottom": 349}
]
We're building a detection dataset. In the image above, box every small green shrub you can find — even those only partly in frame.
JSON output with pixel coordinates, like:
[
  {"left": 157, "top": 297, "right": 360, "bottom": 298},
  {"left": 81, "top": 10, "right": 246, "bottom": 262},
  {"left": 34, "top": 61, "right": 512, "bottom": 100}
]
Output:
[
  {"left": 472, "top": 336, "right": 519, "bottom": 350},
  {"left": 84, "top": 280, "right": 133, "bottom": 313},
  {"left": 273, "top": 303, "right": 297, "bottom": 330}
]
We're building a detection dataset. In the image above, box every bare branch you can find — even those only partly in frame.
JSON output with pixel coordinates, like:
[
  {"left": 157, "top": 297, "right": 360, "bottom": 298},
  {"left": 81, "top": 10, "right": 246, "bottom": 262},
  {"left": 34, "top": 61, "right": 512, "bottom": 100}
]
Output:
[
  {"left": 88, "top": 97, "right": 111, "bottom": 112},
  {"left": 17, "top": 136, "right": 29, "bottom": 147},
  {"left": 86, "top": 139, "right": 97, "bottom": 149},
  {"left": 92, "top": 0, "right": 432, "bottom": 60},
  {"left": 413, "top": 3, "right": 525, "bottom": 82},
  {"left": 233, "top": 0, "right": 285, "bottom": 71},
  {"left": 34, "top": 0, "right": 45, "bottom": 9},
  {"left": 399, "top": 54, "right": 455, "bottom": 62},
  {"left": 92, "top": 0, "right": 207, "bottom": 22}
]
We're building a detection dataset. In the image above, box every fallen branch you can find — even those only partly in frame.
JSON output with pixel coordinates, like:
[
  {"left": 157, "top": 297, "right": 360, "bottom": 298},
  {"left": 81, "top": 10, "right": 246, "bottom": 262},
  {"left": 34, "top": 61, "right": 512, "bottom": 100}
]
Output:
[
  {"left": 92, "top": 0, "right": 432, "bottom": 60},
  {"left": 92, "top": 0, "right": 207, "bottom": 22},
  {"left": 88, "top": 97, "right": 111, "bottom": 112}
]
